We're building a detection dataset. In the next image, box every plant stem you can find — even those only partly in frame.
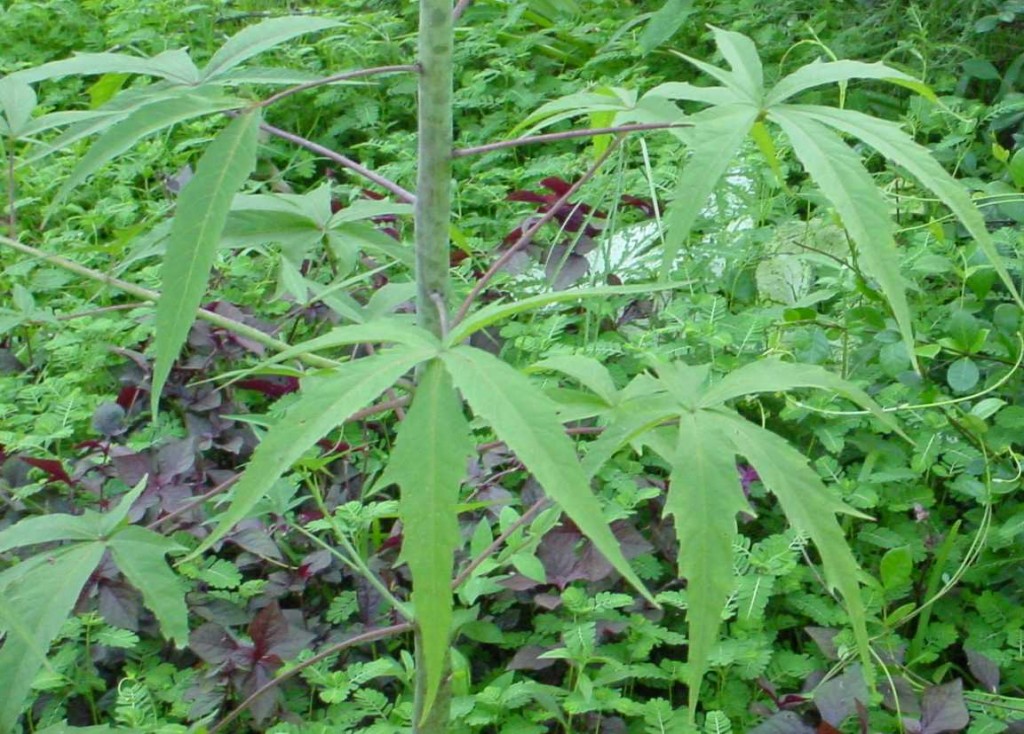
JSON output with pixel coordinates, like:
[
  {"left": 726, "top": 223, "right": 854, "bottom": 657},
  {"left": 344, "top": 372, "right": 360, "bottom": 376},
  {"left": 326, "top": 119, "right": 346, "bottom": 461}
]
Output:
[
  {"left": 412, "top": 0, "right": 455, "bottom": 730},
  {"left": 0, "top": 235, "right": 341, "bottom": 370},
  {"left": 415, "top": 0, "right": 454, "bottom": 341},
  {"left": 258, "top": 120, "right": 416, "bottom": 203},
  {"left": 452, "top": 137, "right": 621, "bottom": 326}
]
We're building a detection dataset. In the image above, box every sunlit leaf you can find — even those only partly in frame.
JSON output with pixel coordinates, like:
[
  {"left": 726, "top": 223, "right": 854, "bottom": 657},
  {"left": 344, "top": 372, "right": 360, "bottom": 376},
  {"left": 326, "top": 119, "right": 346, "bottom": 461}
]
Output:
[{"left": 201, "top": 16, "right": 342, "bottom": 81}]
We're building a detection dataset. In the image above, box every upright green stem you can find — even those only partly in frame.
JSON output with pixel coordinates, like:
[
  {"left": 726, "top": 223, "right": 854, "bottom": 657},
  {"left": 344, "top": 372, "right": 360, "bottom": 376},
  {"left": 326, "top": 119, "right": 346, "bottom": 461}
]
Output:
[
  {"left": 415, "top": 0, "right": 453, "bottom": 341},
  {"left": 413, "top": 1, "right": 454, "bottom": 731}
]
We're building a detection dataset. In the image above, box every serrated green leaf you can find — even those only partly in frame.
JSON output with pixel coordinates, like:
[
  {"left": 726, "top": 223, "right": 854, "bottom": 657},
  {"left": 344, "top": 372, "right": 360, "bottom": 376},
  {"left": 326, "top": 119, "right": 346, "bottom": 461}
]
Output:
[
  {"left": 201, "top": 16, "right": 342, "bottom": 81},
  {"left": 791, "top": 104, "right": 1023, "bottom": 308},
  {"left": 767, "top": 60, "right": 915, "bottom": 106},
  {"left": 708, "top": 26, "right": 764, "bottom": 101},
  {"left": 152, "top": 110, "right": 261, "bottom": 414},
  {"left": 191, "top": 346, "right": 432, "bottom": 558},
  {"left": 700, "top": 358, "right": 904, "bottom": 437},
  {"left": 258, "top": 319, "right": 440, "bottom": 368},
  {"left": 382, "top": 360, "right": 474, "bottom": 719},
  {"left": 441, "top": 346, "right": 654, "bottom": 605},
  {"left": 50, "top": 88, "right": 245, "bottom": 215},
  {"left": 8, "top": 48, "right": 200, "bottom": 85},
  {"left": 771, "top": 107, "right": 916, "bottom": 370},
  {"left": 0, "top": 76, "right": 37, "bottom": 136},
  {"left": 108, "top": 526, "right": 189, "bottom": 647},
  {"left": 665, "top": 412, "right": 749, "bottom": 719},
  {"left": 0, "top": 511, "right": 102, "bottom": 553},
  {"left": 645, "top": 81, "right": 742, "bottom": 106},
  {"left": 638, "top": 0, "right": 695, "bottom": 52},
  {"left": 97, "top": 478, "right": 149, "bottom": 535},
  {"left": 528, "top": 355, "right": 619, "bottom": 405},
  {"left": 448, "top": 282, "right": 685, "bottom": 344},
  {"left": 712, "top": 412, "right": 872, "bottom": 685},
  {"left": 0, "top": 542, "right": 106, "bottom": 733},
  {"left": 661, "top": 104, "right": 758, "bottom": 276}
]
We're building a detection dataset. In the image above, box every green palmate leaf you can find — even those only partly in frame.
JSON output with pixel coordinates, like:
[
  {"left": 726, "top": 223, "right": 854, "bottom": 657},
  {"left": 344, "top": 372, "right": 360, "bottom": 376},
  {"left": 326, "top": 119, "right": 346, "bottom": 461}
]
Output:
[
  {"left": 381, "top": 360, "right": 474, "bottom": 720},
  {"left": 0, "top": 77, "right": 36, "bottom": 136},
  {"left": 7, "top": 48, "right": 201, "bottom": 85},
  {"left": 581, "top": 399, "right": 679, "bottom": 479},
  {"left": 700, "top": 358, "right": 904, "bottom": 437},
  {"left": 261, "top": 319, "right": 440, "bottom": 366},
  {"left": 528, "top": 355, "right": 619, "bottom": 405},
  {"left": 792, "top": 104, "right": 1023, "bottom": 308},
  {"left": 152, "top": 110, "right": 261, "bottom": 415},
  {"left": 706, "top": 26, "right": 764, "bottom": 101},
  {"left": 449, "top": 283, "right": 687, "bottom": 344},
  {"left": 191, "top": 346, "right": 433, "bottom": 558},
  {"left": 200, "top": 16, "right": 343, "bottom": 82},
  {"left": 660, "top": 104, "right": 758, "bottom": 276},
  {"left": 0, "top": 512, "right": 102, "bottom": 552},
  {"left": 638, "top": 0, "right": 696, "bottom": 52},
  {"left": 107, "top": 526, "right": 189, "bottom": 647},
  {"left": 712, "top": 411, "right": 872, "bottom": 682},
  {"left": 645, "top": 80, "right": 743, "bottom": 106},
  {"left": 665, "top": 412, "right": 750, "bottom": 720},
  {"left": 771, "top": 107, "right": 917, "bottom": 370},
  {"left": 50, "top": 88, "right": 245, "bottom": 215},
  {"left": 0, "top": 543, "right": 106, "bottom": 733},
  {"left": 767, "top": 60, "right": 915, "bottom": 106},
  {"left": 441, "top": 345, "right": 655, "bottom": 605}
]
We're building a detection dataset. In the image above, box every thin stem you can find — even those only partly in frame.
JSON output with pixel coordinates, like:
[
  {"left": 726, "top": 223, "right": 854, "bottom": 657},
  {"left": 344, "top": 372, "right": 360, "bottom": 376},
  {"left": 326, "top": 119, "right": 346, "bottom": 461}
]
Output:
[
  {"left": 452, "top": 497, "right": 550, "bottom": 589},
  {"left": 453, "top": 0, "right": 473, "bottom": 21},
  {"left": 5, "top": 144, "right": 15, "bottom": 239},
  {"left": 257, "top": 64, "right": 417, "bottom": 109},
  {"left": 452, "top": 138, "right": 622, "bottom": 326},
  {"left": 452, "top": 122, "right": 689, "bottom": 158},
  {"left": 258, "top": 120, "right": 416, "bottom": 204},
  {"left": 207, "top": 623, "right": 414, "bottom": 734},
  {"left": 0, "top": 235, "right": 341, "bottom": 371},
  {"left": 146, "top": 475, "right": 239, "bottom": 531}
]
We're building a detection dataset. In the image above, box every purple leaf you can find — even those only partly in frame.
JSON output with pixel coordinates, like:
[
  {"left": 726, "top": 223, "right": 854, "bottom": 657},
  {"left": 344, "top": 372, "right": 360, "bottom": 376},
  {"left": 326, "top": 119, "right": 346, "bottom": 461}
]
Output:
[
  {"left": 507, "top": 645, "right": 558, "bottom": 671},
  {"left": 920, "top": 679, "right": 969, "bottom": 734},
  {"left": 965, "top": 648, "right": 1000, "bottom": 692},
  {"left": 813, "top": 665, "right": 868, "bottom": 727},
  {"left": 750, "top": 710, "right": 816, "bottom": 734}
]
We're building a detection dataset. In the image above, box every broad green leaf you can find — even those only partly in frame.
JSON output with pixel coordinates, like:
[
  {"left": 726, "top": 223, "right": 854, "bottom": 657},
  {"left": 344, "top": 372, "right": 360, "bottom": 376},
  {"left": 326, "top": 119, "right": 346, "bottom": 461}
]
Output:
[
  {"left": 771, "top": 107, "right": 916, "bottom": 369},
  {"left": 0, "top": 511, "right": 103, "bottom": 553},
  {"left": 653, "top": 361, "right": 711, "bottom": 409},
  {"left": 581, "top": 400, "right": 679, "bottom": 479},
  {"left": 259, "top": 319, "right": 440, "bottom": 366},
  {"left": 708, "top": 26, "right": 764, "bottom": 101},
  {"left": 700, "top": 358, "right": 904, "bottom": 436},
  {"left": 947, "top": 357, "right": 980, "bottom": 392},
  {"left": 0, "top": 77, "right": 36, "bottom": 136},
  {"left": 767, "top": 60, "right": 915, "bottom": 106},
  {"left": 381, "top": 361, "right": 474, "bottom": 719},
  {"left": 513, "top": 87, "right": 637, "bottom": 136},
  {"left": 880, "top": 546, "right": 912, "bottom": 591},
  {"left": 18, "top": 109, "right": 115, "bottom": 139},
  {"left": 638, "top": 0, "right": 695, "bottom": 52},
  {"left": 0, "top": 542, "right": 106, "bottom": 733},
  {"left": 665, "top": 412, "right": 749, "bottom": 720},
  {"left": 7, "top": 49, "right": 200, "bottom": 85},
  {"left": 191, "top": 346, "right": 432, "bottom": 558},
  {"left": 108, "top": 526, "right": 189, "bottom": 647},
  {"left": 645, "top": 81, "right": 743, "bottom": 106},
  {"left": 200, "top": 17, "right": 342, "bottom": 82},
  {"left": 661, "top": 104, "right": 758, "bottom": 275},
  {"left": 441, "top": 346, "right": 655, "bottom": 605},
  {"left": 528, "top": 355, "right": 619, "bottom": 405},
  {"left": 792, "top": 104, "right": 1023, "bottom": 308},
  {"left": 673, "top": 50, "right": 754, "bottom": 103},
  {"left": 713, "top": 412, "right": 872, "bottom": 682},
  {"left": 50, "top": 88, "right": 245, "bottom": 214},
  {"left": 449, "top": 282, "right": 686, "bottom": 344},
  {"left": 152, "top": 110, "right": 260, "bottom": 414}
]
